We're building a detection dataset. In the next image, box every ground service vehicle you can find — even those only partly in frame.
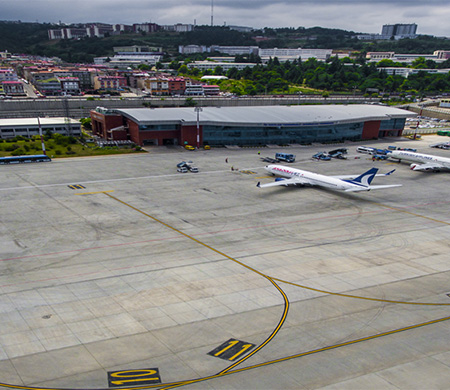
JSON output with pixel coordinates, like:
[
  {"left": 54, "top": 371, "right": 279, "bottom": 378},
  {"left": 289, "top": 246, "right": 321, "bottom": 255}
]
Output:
[
  {"left": 356, "top": 146, "right": 375, "bottom": 154},
  {"left": 275, "top": 152, "right": 296, "bottom": 162},
  {"left": 185, "top": 145, "right": 195, "bottom": 150},
  {"left": 185, "top": 162, "right": 199, "bottom": 173},
  {"left": 328, "top": 148, "right": 348, "bottom": 155},
  {"left": 0, "top": 155, "right": 51, "bottom": 164},
  {"left": 312, "top": 152, "right": 331, "bottom": 161}
]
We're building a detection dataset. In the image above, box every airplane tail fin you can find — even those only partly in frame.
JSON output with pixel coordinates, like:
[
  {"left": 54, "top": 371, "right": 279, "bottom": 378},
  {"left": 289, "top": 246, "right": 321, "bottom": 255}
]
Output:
[
  {"left": 346, "top": 167, "right": 379, "bottom": 187},
  {"left": 382, "top": 169, "right": 396, "bottom": 176}
]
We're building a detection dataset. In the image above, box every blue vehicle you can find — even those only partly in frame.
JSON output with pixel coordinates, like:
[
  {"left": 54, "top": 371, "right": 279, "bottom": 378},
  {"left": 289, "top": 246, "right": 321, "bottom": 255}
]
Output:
[
  {"left": 372, "top": 154, "right": 388, "bottom": 161},
  {"left": 275, "top": 152, "right": 296, "bottom": 163},
  {"left": 313, "top": 152, "right": 331, "bottom": 161},
  {"left": 0, "top": 154, "right": 51, "bottom": 164}
]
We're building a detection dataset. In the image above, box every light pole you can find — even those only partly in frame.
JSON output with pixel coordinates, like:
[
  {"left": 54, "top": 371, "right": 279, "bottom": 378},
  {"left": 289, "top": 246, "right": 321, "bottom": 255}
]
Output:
[{"left": 195, "top": 106, "right": 202, "bottom": 149}]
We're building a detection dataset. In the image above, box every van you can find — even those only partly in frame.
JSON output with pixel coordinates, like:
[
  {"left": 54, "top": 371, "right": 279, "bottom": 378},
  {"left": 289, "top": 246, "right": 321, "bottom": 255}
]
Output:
[{"left": 356, "top": 146, "right": 375, "bottom": 154}]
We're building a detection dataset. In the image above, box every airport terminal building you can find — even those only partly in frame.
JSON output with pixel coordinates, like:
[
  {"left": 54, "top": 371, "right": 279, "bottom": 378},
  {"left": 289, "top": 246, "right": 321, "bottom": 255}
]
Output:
[{"left": 90, "top": 105, "right": 416, "bottom": 147}]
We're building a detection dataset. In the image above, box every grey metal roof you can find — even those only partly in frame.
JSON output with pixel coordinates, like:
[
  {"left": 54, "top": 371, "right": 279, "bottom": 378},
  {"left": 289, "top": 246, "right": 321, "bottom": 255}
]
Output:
[
  {"left": 114, "top": 105, "right": 416, "bottom": 127},
  {"left": 0, "top": 117, "right": 80, "bottom": 127}
]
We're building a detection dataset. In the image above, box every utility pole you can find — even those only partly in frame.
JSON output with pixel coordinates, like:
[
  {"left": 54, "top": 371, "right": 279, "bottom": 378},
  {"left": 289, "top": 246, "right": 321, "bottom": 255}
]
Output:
[
  {"left": 62, "top": 97, "right": 72, "bottom": 137},
  {"left": 37, "top": 117, "right": 46, "bottom": 155},
  {"left": 195, "top": 106, "right": 203, "bottom": 149}
]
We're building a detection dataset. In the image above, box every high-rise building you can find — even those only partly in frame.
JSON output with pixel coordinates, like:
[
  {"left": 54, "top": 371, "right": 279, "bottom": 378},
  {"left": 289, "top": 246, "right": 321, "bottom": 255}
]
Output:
[{"left": 382, "top": 24, "right": 417, "bottom": 38}]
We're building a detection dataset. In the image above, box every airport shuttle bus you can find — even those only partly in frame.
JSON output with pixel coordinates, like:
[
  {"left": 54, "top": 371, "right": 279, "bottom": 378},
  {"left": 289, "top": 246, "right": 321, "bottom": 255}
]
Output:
[{"left": 0, "top": 154, "right": 51, "bottom": 164}]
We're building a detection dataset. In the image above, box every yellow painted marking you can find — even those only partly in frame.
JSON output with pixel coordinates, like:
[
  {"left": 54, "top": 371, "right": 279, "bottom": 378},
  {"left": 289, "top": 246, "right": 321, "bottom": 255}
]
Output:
[
  {"left": 111, "top": 370, "right": 158, "bottom": 378},
  {"left": 214, "top": 340, "right": 239, "bottom": 357},
  {"left": 255, "top": 175, "right": 272, "bottom": 179},
  {"left": 3, "top": 194, "right": 446, "bottom": 390},
  {"left": 110, "top": 378, "right": 160, "bottom": 386},
  {"left": 228, "top": 344, "right": 254, "bottom": 361},
  {"left": 75, "top": 190, "right": 114, "bottom": 195},
  {"left": 103, "top": 192, "right": 290, "bottom": 374},
  {"left": 271, "top": 277, "right": 450, "bottom": 306}
]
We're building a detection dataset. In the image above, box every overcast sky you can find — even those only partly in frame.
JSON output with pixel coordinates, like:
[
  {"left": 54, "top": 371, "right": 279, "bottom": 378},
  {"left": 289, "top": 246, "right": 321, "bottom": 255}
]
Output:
[{"left": 1, "top": 0, "right": 449, "bottom": 36}]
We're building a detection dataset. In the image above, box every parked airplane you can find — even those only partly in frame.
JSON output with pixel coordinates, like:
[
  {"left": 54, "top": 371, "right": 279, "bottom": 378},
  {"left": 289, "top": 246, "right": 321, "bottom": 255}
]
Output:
[
  {"left": 256, "top": 165, "right": 401, "bottom": 192},
  {"left": 388, "top": 150, "right": 450, "bottom": 171}
]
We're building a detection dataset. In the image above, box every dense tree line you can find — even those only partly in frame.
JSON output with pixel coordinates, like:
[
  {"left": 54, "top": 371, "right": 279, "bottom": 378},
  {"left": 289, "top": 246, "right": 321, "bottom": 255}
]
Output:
[{"left": 178, "top": 56, "right": 450, "bottom": 97}]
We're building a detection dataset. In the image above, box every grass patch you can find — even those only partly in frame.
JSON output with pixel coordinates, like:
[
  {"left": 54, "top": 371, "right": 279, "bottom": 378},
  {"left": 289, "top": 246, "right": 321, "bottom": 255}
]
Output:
[{"left": 0, "top": 136, "right": 145, "bottom": 158}]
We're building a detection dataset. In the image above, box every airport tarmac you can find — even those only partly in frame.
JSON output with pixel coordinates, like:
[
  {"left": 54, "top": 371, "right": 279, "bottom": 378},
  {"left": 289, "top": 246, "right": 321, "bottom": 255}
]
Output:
[{"left": 0, "top": 135, "right": 450, "bottom": 390}]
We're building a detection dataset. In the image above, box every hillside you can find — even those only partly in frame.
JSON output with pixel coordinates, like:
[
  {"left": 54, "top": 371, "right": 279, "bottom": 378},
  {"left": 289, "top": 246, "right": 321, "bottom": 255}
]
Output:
[{"left": 1, "top": 21, "right": 450, "bottom": 64}]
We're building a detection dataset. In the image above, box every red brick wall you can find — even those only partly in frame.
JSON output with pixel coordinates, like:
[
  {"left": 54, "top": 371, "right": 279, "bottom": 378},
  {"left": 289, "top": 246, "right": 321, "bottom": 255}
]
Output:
[
  {"left": 362, "top": 120, "right": 380, "bottom": 139},
  {"left": 180, "top": 125, "right": 202, "bottom": 147},
  {"left": 90, "top": 110, "right": 123, "bottom": 139}
]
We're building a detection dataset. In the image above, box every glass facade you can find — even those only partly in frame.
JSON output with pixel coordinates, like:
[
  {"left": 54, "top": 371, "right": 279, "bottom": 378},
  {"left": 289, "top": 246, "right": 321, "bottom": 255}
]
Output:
[
  {"left": 202, "top": 122, "right": 364, "bottom": 146},
  {"left": 379, "top": 118, "right": 405, "bottom": 131},
  {"left": 139, "top": 124, "right": 176, "bottom": 131}
]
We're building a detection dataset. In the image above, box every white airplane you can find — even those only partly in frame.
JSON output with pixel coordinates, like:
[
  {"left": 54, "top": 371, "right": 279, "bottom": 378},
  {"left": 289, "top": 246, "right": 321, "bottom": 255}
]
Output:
[
  {"left": 388, "top": 150, "right": 450, "bottom": 172},
  {"left": 257, "top": 165, "right": 401, "bottom": 192}
]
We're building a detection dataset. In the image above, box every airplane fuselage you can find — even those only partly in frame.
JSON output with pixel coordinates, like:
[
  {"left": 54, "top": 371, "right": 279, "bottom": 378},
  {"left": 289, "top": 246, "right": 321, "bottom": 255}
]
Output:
[
  {"left": 266, "top": 165, "right": 366, "bottom": 191},
  {"left": 389, "top": 150, "right": 450, "bottom": 170}
]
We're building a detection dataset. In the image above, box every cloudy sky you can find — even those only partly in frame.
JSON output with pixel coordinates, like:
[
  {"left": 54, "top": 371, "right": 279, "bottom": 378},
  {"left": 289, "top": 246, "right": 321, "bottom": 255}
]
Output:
[{"left": 1, "top": 0, "right": 449, "bottom": 36}]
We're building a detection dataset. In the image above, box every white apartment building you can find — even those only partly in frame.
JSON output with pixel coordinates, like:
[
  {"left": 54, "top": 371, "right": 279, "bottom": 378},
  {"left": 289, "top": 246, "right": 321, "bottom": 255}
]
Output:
[
  {"left": 187, "top": 61, "right": 257, "bottom": 71},
  {"left": 258, "top": 48, "right": 332, "bottom": 62},
  {"left": 380, "top": 67, "right": 450, "bottom": 77},
  {"left": 0, "top": 69, "right": 18, "bottom": 82}
]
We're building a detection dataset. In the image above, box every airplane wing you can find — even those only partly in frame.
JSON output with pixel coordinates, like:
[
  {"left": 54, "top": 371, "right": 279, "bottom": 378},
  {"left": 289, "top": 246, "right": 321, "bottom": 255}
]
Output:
[
  {"left": 345, "top": 184, "right": 402, "bottom": 192},
  {"left": 410, "top": 162, "right": 444, "bottom": 171},
  {"left": 257, "top": 177, "right": 312, "bottom": 188},
  {"left": 333, "top": 169, "right": 396, "bottom": 180}
]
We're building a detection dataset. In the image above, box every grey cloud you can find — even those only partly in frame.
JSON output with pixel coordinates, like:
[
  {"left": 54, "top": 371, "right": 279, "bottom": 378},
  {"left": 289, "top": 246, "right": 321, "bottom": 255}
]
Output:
[{"left": 0, "top": 0, "right": 448, "bottom": 36}]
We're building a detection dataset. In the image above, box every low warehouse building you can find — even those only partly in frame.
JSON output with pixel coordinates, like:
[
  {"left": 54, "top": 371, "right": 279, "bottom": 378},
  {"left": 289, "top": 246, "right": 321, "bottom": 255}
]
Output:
[
  {"left": 90, "top": 105, "right": 416, "bottom": 147},
  {"left": 0, "top": 117, "right": 81, "bottom": 139}
]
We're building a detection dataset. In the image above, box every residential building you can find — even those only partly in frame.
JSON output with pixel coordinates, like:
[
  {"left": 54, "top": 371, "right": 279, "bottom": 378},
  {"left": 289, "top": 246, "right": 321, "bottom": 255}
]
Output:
[
  {"left": 259, "top": 48, "right": 332, "bottom": 62},
  {"left": 58, "top": 77, "right": 81, "bottom": 95},
  {"left": 1, "top": 81, "right": 25, "bottom": 96},
  {"left": 0, "top": 68, "right": 18, "bottom": 82},
  {"left": 93, "top": 75, "right": 126, "bottom": 91},
  {"left": 187, "top": 61, "right": 257, "bottom": 71},
  {"left": 133, "top": 23, "right": 159, "bottom": 33},
  {"left": 367, "top": 51, "right": 449, "bottom": 64},
  {"left": 202, "top": 84, "right": 220, "bottom": 96},
  {"left": 382, "top": 24, "right": 417, "bottom": 38},
  {"left": 380, "top": 67, "right": 450, "bottom": 77},
  {"left": 178, "top": 45, "right": 210, "bottom": 54},
  {"left": 162, "top": 24, "right": 194, "bottom": 32}
]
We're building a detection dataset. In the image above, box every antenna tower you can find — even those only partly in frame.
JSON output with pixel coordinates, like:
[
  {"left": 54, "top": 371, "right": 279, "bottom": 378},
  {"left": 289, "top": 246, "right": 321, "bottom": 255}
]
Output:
[{"left": 211, "top": 0, "right": 214, "bottom": 26}]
